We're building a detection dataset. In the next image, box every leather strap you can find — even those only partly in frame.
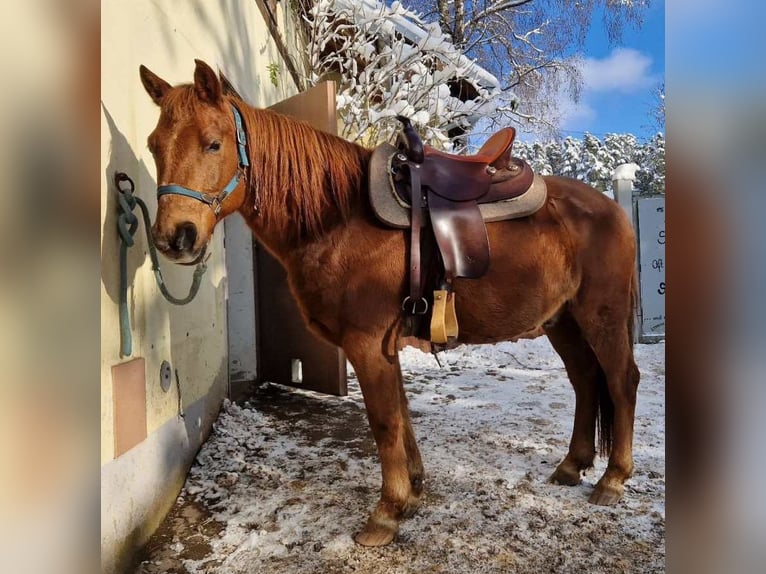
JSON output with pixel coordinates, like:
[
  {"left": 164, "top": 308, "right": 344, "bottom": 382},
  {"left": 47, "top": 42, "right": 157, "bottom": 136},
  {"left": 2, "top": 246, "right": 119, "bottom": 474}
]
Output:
[
  {"left": 427, "top": 189, "right": 490, "bottom": 279},
  {"left": 157, "top": 168, "right": 241, "bottom": 214},
  {"left": 403, "top": 164, "right": 427, "bottom": 315}
]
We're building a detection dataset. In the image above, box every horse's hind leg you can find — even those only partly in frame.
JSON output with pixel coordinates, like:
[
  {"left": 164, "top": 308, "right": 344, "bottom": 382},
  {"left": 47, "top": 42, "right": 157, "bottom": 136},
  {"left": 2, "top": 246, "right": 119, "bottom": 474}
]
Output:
[
  {"left": 343, "top": 331, "right": 422, "bottom": 546},
  {"left": 545, "top": 309, "right": 602, "bottom": 486},
  {"left": 572, "top": 296, "right": 640, "bottom": 505}
]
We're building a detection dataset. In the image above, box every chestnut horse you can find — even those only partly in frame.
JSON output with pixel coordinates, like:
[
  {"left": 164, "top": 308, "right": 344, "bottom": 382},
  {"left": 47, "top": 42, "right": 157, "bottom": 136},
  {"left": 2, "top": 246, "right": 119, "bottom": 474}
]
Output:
[{"left": 139, "top": 60, "right": 640, "bottom": 546}]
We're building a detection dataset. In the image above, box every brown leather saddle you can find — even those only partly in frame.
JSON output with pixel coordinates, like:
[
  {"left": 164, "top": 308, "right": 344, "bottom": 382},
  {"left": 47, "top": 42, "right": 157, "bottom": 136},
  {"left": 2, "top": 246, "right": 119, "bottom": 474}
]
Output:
[{"left": 372, "top": 116, "right": 544, "bottom": 345}]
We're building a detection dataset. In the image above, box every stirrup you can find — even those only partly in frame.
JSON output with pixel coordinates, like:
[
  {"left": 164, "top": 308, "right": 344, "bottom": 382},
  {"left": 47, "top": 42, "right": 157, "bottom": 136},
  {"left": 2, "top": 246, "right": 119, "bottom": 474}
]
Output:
[{"left": 430, "top": 290, "right": 458, "bottom": 344}]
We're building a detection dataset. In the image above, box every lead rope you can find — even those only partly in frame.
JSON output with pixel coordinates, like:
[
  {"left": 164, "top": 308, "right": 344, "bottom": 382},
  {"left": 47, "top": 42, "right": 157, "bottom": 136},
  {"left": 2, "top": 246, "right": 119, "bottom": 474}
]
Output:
[{"left": 114, "top": 171, "right": 209, "bottom": 357}]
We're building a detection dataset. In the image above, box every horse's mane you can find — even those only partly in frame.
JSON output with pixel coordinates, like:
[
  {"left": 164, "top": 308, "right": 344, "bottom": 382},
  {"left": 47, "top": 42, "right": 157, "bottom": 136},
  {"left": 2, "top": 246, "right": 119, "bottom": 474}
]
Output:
[{"left": 234, "top": 97, "right": 371, "bottom": 240}]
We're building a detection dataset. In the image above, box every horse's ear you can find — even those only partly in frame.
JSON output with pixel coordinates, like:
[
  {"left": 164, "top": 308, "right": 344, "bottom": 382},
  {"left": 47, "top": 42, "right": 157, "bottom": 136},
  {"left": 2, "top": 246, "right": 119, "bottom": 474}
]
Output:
[
  {"left": 193, "top": 59, "right": 222, "bottom": 104},
  {"left": 139, "top": 65, "right": 172, "bottom": 106}
]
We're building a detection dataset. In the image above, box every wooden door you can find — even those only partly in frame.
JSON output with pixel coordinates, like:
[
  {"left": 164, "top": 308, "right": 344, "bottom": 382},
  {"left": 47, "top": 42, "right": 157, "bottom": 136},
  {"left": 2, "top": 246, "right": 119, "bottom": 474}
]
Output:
[{"left": 255, "top": 82, "right": 347, "bottom": 396}]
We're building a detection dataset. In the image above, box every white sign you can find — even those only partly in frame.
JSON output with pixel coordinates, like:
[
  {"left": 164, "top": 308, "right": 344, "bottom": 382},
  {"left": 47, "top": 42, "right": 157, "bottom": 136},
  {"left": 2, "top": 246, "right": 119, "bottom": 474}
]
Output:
[{"left": 636, "top": 197, "right": 665, "bottom": 339}]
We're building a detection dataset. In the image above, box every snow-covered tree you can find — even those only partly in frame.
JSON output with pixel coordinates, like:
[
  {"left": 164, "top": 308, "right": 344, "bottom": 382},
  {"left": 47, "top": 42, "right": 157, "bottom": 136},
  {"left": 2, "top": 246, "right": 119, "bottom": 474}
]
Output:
[
  {"left": 403, "top": 0, "right": 652, "bottom": 135},
  {"left": 525, "top": 141, "right": 552, "bottom": 175},
  {"left": 514, "top": 132, "right": 665, "bottom": 195},
  {"left": 558, "top": 136, "right": 582, "bottom": 180},
  {"left": 648, "top": 82, "right": 665, "bottom": 131},
  {"left": 304, "top": 0, "right": 501, "bottom": 148},
  {"left": 634, "top": 132, "right": 665, "bottom": 194}
]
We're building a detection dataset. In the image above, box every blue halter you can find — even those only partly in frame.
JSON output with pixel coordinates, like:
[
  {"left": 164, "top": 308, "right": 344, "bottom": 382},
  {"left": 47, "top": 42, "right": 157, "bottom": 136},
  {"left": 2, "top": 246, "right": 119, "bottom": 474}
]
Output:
[{"left": 156, "top": 104, "right": 250, "bottom": 216}]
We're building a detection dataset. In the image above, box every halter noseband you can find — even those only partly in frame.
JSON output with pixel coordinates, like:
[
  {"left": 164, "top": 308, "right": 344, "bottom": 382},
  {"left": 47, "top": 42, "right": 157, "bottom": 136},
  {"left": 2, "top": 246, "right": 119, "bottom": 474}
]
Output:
[{"left": 156, "top": 104, "right": 249, "bottom": 216}]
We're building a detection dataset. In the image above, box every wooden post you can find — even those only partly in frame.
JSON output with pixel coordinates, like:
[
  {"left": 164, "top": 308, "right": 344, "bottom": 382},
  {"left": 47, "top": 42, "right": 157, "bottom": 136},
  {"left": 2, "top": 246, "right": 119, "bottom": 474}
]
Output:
[{"left": 612, "top": 163, "right": 639, "bottom": 223}]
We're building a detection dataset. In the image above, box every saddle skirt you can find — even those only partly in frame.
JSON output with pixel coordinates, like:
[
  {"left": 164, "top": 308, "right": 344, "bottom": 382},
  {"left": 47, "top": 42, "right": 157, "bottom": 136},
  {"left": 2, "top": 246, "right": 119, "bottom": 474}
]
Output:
[{"left": 368, "top": 142, "right": 547, "bottom": 229}]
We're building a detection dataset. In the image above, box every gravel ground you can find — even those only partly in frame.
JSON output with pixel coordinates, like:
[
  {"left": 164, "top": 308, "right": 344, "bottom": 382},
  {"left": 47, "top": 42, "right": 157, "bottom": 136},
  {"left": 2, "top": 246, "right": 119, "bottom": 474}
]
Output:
[{"left": 135, "top": 337, "right": 665, "bottom": 573}]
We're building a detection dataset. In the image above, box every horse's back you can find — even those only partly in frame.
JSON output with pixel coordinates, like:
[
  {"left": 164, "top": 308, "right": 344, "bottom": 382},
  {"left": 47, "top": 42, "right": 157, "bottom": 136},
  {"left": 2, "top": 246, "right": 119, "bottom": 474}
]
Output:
[
  {"left": 542, "top": 176, "right": 635, "bottom": 243},
  {"left": 541, "top": 176, "right": 637, "bottom": 281}
]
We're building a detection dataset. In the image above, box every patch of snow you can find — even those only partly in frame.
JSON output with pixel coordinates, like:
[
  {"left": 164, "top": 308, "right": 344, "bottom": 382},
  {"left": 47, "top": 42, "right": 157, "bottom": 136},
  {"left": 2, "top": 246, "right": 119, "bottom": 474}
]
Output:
[{"left": 137, "top": 338, "right": 665, "bottom": 574}]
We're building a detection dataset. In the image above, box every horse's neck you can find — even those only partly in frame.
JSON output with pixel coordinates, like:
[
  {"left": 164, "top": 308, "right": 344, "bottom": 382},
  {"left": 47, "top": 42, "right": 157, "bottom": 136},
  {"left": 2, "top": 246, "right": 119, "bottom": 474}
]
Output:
[{"left": 236, "top": 111, "right": 372, "bottom": 262}]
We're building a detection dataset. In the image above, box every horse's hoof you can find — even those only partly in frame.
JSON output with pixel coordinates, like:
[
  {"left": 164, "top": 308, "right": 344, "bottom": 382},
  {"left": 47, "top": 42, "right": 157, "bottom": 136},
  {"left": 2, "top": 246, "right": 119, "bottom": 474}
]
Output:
[
  {"left": 548, "top": 461, "right": 581, "bottom": 486},
  {"left": 588, "top": 482, "right": 624, "bottom": 505},
  {"left": 354, "top": 515, "right": 398, "bottom": 547}
]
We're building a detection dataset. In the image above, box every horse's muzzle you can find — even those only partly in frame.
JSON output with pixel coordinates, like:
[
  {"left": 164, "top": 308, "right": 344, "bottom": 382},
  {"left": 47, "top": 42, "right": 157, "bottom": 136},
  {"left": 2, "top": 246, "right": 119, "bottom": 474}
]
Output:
[{"left": 153, "top": 221, "right": 206, "bottom": 264}]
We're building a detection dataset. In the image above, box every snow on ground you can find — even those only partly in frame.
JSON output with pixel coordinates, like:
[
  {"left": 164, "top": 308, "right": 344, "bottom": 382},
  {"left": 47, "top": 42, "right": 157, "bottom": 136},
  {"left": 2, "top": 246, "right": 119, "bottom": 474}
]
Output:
[{"left": 136, "top": 338, "right": 665, "bottom": 573}]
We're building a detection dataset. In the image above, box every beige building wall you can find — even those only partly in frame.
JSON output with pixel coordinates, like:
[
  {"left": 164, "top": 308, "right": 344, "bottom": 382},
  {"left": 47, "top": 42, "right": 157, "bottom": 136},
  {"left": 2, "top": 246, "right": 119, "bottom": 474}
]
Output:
[{"left": 101, "top": 2, "right": 302, "bottom": 573}]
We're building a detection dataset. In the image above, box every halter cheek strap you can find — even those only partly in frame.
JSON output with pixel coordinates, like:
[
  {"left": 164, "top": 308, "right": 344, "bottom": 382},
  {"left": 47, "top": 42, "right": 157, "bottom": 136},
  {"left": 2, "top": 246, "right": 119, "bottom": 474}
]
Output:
[{"left": 156, "top": 104, "right": 250, "bottom": 216}]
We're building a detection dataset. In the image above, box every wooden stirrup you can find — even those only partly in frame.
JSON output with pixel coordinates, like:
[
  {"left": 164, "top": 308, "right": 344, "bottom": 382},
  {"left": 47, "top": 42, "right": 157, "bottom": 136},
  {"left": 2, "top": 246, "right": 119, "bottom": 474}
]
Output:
[{"left": 430, "top": 290, "right": 458, "bottom": 344}]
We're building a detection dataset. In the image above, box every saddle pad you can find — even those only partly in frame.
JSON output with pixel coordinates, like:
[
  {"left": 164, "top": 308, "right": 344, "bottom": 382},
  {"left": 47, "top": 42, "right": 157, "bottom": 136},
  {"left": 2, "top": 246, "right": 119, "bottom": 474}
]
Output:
[{"left": 369, "top": 143, "right": 547, "bottom": 229}]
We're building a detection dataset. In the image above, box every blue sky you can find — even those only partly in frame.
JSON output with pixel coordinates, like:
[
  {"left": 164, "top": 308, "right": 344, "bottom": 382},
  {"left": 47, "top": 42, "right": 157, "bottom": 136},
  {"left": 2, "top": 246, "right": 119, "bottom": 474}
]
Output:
[{"left": 554, "top": 0, "right": 665, "bottom": 140}]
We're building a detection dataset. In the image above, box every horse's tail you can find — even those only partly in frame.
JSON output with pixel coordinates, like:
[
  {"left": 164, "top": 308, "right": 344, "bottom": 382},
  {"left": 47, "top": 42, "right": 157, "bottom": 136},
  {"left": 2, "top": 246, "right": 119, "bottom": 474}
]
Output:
[{"left": 596, "top": 368, "right": 613, "bottom": 458}]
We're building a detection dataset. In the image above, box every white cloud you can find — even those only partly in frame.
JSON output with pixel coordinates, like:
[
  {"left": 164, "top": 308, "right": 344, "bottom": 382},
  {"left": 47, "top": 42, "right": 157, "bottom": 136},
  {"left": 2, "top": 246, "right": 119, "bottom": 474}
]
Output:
[
  {"left": 582, "top": 48, "right": 658, "bottom": 93},
  {"left": 557, "top": 97, "right": 597, "bottom": 130},
  {"left": 516, "top": 48, "right": 659, "bottom": 135}
]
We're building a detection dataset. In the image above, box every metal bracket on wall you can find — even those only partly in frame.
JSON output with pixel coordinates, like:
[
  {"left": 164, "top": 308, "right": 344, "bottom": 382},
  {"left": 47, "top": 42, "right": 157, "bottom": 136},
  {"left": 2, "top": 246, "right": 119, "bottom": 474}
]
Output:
[{"left": 160, "top": 360, "right": 172, "bottom": 393}]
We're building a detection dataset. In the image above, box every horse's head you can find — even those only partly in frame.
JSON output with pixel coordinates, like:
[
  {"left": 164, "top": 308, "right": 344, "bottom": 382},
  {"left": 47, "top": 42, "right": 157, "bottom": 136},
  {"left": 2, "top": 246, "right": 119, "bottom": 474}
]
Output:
[{"left": 139, "top": 60, "right": 248, "bottom": 263}]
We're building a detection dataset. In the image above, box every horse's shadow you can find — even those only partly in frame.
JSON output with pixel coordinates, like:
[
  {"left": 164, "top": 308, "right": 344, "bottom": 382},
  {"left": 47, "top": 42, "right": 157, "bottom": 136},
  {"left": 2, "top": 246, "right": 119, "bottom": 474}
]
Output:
[{"left": 100, "top": 102, "right": 151, "bottom": 312}]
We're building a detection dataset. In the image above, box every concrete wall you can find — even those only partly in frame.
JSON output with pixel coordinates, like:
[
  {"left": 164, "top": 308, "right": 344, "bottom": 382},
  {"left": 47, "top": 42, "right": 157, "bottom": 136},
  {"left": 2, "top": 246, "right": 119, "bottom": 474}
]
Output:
[{"left": 101, "top": 1, "right": 301, "bottom": 572}]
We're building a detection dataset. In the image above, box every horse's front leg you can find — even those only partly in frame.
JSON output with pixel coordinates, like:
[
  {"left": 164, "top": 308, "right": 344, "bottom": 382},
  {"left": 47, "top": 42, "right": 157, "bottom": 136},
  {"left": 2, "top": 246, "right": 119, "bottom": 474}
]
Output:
[{"left": 343, "top": 331, "right": 423, "bottom": 546}]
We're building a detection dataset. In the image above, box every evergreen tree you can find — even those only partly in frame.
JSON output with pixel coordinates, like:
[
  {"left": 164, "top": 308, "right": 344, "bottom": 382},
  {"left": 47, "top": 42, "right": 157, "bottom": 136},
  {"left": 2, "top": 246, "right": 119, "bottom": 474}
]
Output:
[{"left": 514, "top": 132, "right": 665, "bottom": 195}]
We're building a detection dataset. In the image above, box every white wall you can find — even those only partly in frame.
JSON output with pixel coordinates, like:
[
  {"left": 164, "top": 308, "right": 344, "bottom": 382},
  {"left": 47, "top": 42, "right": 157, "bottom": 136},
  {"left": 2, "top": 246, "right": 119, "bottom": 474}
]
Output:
[
  {"left": 225, "top": 213, "right": 259, "bottom": 382},
  {"left": 100, "top": 1, "right": 300, "bottom": 572}
]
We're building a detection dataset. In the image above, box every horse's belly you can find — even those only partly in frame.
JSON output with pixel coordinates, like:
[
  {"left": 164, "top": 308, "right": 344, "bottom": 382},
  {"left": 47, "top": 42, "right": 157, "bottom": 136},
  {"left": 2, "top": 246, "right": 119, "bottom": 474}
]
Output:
[{"left": 451, "top": 223, "right": 576, "bottom": 343}]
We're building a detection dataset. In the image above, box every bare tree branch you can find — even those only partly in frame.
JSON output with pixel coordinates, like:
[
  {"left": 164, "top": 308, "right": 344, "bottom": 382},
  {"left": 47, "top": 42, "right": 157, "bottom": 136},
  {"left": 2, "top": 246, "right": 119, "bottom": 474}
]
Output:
[
  {"left": 401, "top": 0, "right": 650, "bottom": 134},
  {"left": 471, "top": 0, "right": 535, "bottom": 24}
]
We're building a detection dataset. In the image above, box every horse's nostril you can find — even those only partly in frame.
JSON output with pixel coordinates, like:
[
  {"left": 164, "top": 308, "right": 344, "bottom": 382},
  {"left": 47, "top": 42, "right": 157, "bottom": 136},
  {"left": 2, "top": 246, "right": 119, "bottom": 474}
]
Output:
[
  {"left": 154, "top": 237, "right": 169, "bottom": 251},
  {"left": 171, "top": 222, "right": 198, "bottom": 252},
  {"left": 151, "top": 227, "right": 169, "bottom": 251}
]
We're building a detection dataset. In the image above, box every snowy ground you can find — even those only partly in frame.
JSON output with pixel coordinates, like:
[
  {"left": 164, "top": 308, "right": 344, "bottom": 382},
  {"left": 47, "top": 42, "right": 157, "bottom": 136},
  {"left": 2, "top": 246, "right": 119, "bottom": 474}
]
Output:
[{"left": 135, "top": 338, "right": 665, "bottom": 573}]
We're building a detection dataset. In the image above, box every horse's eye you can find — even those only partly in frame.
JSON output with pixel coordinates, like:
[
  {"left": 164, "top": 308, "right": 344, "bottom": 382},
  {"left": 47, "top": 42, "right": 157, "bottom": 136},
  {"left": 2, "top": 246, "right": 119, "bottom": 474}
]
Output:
[{"left": 207, "top": 141, "right": 221, "bottom": 152}]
